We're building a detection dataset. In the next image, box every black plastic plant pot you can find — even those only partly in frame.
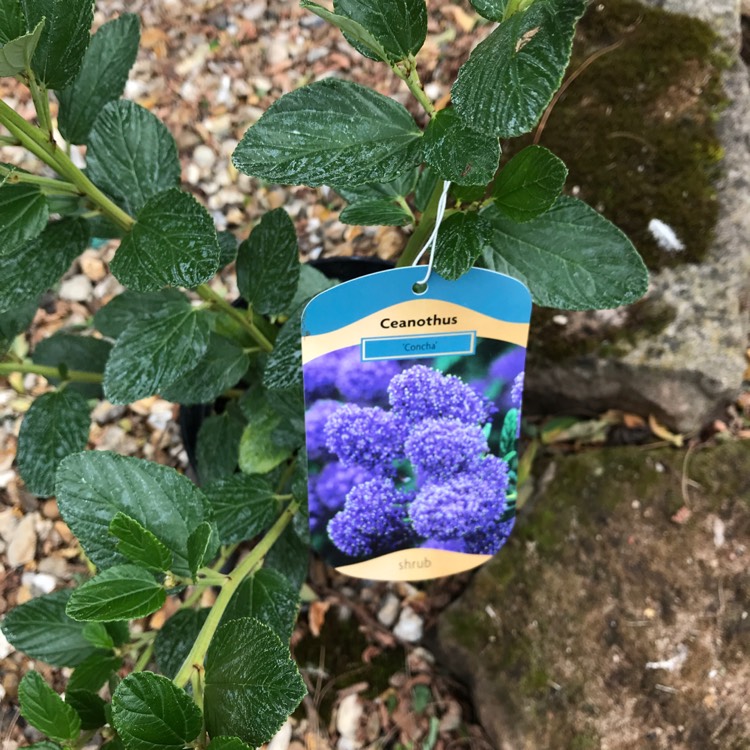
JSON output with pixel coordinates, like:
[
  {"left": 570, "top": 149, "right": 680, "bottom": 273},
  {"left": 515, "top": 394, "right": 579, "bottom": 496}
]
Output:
[{"left": 179, "top": 256, "right": 394, "bottom": 476}]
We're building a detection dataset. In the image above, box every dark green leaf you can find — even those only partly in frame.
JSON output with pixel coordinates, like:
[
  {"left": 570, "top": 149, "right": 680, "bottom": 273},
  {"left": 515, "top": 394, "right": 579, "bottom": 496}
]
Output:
[
  {"left": 204, "top": 618, "right": 306, "bottom": 746},
  {"left": 333, "top": 167, "right": 418, "bottom": 203},
  {"left": 288, "top": 263, "right": 336, "bottom": 313},
  {"left": 105, "top": 620, "right": 130, "bottom": 646},
  {"left": 414, "top": 165, "right": 439, "bottom": 212},
  {"left": 223, "top": 569, "right": 299, "bottom": 642},
  {"left": 112, "top": 672, "right": 202, "bottom": 750},
  {"left": 217, "top": 230, "right": 238, "bottom": 268},
  {"left": 93, "top": 289, "right": 188, "bottom": 339},
  {"left": 86, "top": 100, "right": 180, "bottom": 215},
  {"left": 480, "top": 196, "right": 649, "bottom": 309},
  {"left": 66, "top": 690, "right": 107, "bottom": 730},
  {"left": 21, "top": 0, "right": 94, "bottom": 89},
  {"left": 299, "top": 1, "right": 389, "bottom": 61},
  {"left": 27, "top": 743, "right": 63, "bottom": 750},
  {"left": 195, "top": 405, "right": 246, "bottom": 485},
  {"left": 56, "top": 451, "right": 215, "bottom": 578},
  {"left": 0, "top": 217, "right": 88, "bottom": 314},
  {"left": 67, "top": 565, "right": 165, "bottom": 622},
  {"left": 0, "top": 183, "right": 48, "bottom": 252},
  {"left": 423, "top": 108, "right": 500, "bottom": 186},
  {"left": 263, "top": 306, "right": 303, "bottom": 392},
  {"left": 57, "top": 14, "right": 140, "bottom": 145},
  {"left": 32, "top": 332, "right": 111, "bottom": 398},
  {"left": 17, "top": 389, "right": 90, "bottom": 496},
  {"left": 18, "top": 671, "right": 81, "bottom": 743},
  {"left": 339, "top": 199, "right": 411, "bottom": 226},
  {"left": 451, "top": 183, "right": 486, "bottom": 205},
  {"left": 111, "top": 188, "right": 221, "bottom": 291},
  {"left": 207, "top": 739, "right": 253, "bottom": 750},
  {"left": 433, "top": 211, "right": 492, "bottom": 281},
  {"left": 0, "top": 0, "right": 25, "bottom": 43},
  {"left": 85, "top": 213, "right": 124, "bottom": 240},
  {"left": 0, "top": 589, "right": 99, "bottom": 666},
  {"left": 469, "top": 0, "right": 509, "bottom": 22},
  {"left": 265, "top": 525, "right": 308, "bottom": 593},
  {"left": 0, "top": 20, "right": 43, "bottom": 77},
  {"left": 493, "top": 145, "right": 567, "bottom": 222},
  {"left": 233, "top": 79, "right": 422, "bottom": 188},
  {"left": 237, "top": 208, "right": 300, "bottom": 317},
  {"left": 452, "top": 0, "right": 586, "bottom": 137},
  {"left": 81, "top": 621, "right": 114, "bottom": 650},
  {"left": 109, "top": 512, "right": 173, "bottom": 572},
  {"left": 332, "top": 0, "right": 427, "bottom": 61},
  {"left": 161, "top": 334, "right": 249, "bottom": 406},
  {"left": 68, "top": 653, "right": 122, "bottom": 693},
  {"left": 203, "top": 474, "right": 277, "bottom": 545},
  {"left": 186, "top": 521, "right": 216, "bottom": 577},
  {"left": 0, "top": 297, "right": 38, "bottom": 355},
  {"left": 103, "top": 301, "right": 211, "bottom": 404},
  {"left": 238, "top": 394, "right": 294, "bottom": 476},
  {"left": 499, "top": 407, "right": 519, "bottom": 457},
  {"left": 154, "top": 608, "right": 209, "bottom": 679}
]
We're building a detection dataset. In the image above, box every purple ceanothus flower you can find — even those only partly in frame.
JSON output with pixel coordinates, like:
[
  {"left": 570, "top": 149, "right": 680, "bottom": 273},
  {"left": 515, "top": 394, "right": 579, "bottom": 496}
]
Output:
[
  {"left": 464, "top": 517, "right": 516, "bottom": 555},
  {"left": 335, "top": 350, "right": 400, "bottom": 405},
  {"left": 327, "top": 478, "right": 414, "bottom": 557},
  {"left": 489, "top": 348, "right": 525, "bottom": 385},
  {"left": 305, "top": 399, "right": 341, "bottom": 461},
  {"left": 388, "top": 365, "right": 494, "bottom": 427},
  {"left": 315, "top": 461, "right": 373, "bottom": 512},
  {"left": 404, "top": 418, "right": 488, "bottom": 481},
  {"left": 324, "top": 404, "right": 404, "bottom": 471},
  {"left": 510, "top": 372, "right": 524, "bottom": 410},
  {"left": 304, "top": 355, "right": 341, "bottom": 399}
]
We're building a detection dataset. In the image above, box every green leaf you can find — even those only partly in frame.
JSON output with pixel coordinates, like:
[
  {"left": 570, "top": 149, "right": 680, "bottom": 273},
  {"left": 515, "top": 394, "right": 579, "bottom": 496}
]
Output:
[
  {"left": 423, "top": 107, "right": 500, "bottom": 186},
  {"left": 0, "top": 589, "right": 99, "bottom": 666},
  {"left": 480, "top": 196, "right": 649, "bottom": 309},
  {"left": 263, "top": 306, "right": 303, "bottom": 392},
  {"left": 93, "top": 288, "right": 188, "bottom": 339},
  {"left": 103, "top": 301, "right": 211, "bottom": 405},
  {"left": 493, "top": 145, "right": 567, "bottom": 222},
  {"left": 0, "top": 217, "right": 88, "bottom": 314},
  {"left": 469, "top": 0, "right": 508, "bottom": 21},
  {"left": 21, "top": 0, "right": 94, "bottom": 89},
  {"left": 81, "top": 621, "right": 115, "bottom": 650},
  {"left": 195, "top": 406, "right": 246, "bottom": 485},
  {"left": 161, "top": 334, "right": 249, "bottom": 406},
  {"left": 207, "top": 739, "right": 253, "bottom": 750},
  {"left": 112, "top": 672, "right": 202, "bottom": 750},
  {"left": 66, "top": 689, "right": 107, "bottom": 730},
  {"left": 334, "top": 167, "right": 418, "bottom": 203},
  {"left": 204, "top": 618, "right": 307, "bottom": 746},
  {"left": 67, "top": 565, "right": 165, "bottom": 622},
  {"left": 265, "top": 525, "right": 308, "bottom": 593},
  {"left": 339, "top": 198, "right": 412, "bottom": 226},
  {"left": 68, "top": 653, "right": 122, "bottom": 693},
  {"left": 499, "top": 407, "right": 520, "bottom": 457},
  {"left": 55, "top": 451, "right": 215, "bottom": 578},
  {"left": 109, "top": 512, "right": 173, "bottom": 572},
  {"left": 57, "top": 14, "right": 140, "bottom": 145},
  {"left": 217, "top": 230, "right": 238, "bottom": 268},
  {"left": 299, "top": 1, "right": 389, "bottom": 62},
  {"left": 233, "top": 79, "right": 422, "bottom": 188},
  {"left": 0, "top": 184, "right": 47, "bottom": 252},
  {"left": 186, "top": 521, "right": 216, "bottom": 577},
  {"left": 288, "top": 264, "right": 336, "bottom": 313},
  {"left": 86, "top": 100, "right": 180, "bottom": 215},
  {"left": 0, "top": 297, "right": 37, "bottom": 355},
  {"left": 237, "top": 208, "right": 300, "bottom": 317},
  {"left": 238, "top": 395, "right": 294, "bottom": 476},
  {"left": 414, "top": 164, "right": 438, "bottom": 212},
  {"left": 452, "top": 0, "right": 586, "bottom": 137},
  {"left": 0, "top": 18, "right": 42, "bottom": 76},
  {"left": 203, "top": 474, "right": 277, "bottom": 545},
  {"left": 111, "top": 188, "right": 221, "bottom": 291},
  {"left": 433, "top": 211, "right": 492, "bottom": 281},
  {"left": 0, "top": 0, "right": 25, "bottom": 44},
  {"left": 27, "top": 743, "right": 63, "bottom": 750},
  {"left": 332, "top": 0, "right": 427, "bottom": 62},
  {"left": 17, "top": 389, "right": 90, "bottom": 496},
  {"left": 19, "top": 671, "right": 81, "bottom": 742},
  {"left": 32, "top": 332, "right": 111, "bottom": 398},
  {"left": 154, "top": 608, "right": 209, "bottom": 679},
  {"left": 223, "top": 569, "right": 299, "bottom": 642}
]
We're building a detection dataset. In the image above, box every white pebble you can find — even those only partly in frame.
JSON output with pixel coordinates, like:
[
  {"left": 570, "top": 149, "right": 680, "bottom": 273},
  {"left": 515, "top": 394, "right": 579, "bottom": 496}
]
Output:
[
  {"left": 648, "top": 218, "right": 685, "bottom": 252},
  {"left": 377, "top": 593, "right": 400, "bottom": 627},
  {"left": 267, "top": 720, "right": 292, "bottom": 750},
  {"left": 192, "top": 145, "right": 216, "bottom": 170},
  {"left": 59, "top": 274, "right": 93, "bottom": 302},
  {"left": 393, "top": 606, "right": 423, "bottom": 643},
  {"left": 336, "top": 693, "right": 363, "bottom": 748},
  {"left": 21, "top": 571, "right": 57, "bottom": 596},
  {"left": 0, "top": 630, "right": 14, "bottom": 659}
]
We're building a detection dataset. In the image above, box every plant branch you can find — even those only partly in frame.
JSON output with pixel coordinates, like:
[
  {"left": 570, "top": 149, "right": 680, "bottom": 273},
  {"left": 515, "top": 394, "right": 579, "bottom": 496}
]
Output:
[
  {"left": 27, "top": 71, "right": 52, "bottom": 138},
  {"left": 0, "top": 164, "right": 81, "bottom": 194},
  {"left": 396, "top": 178, "right": 444, "bottom": 267},
  {"left": 393, "top": 56, "right": 436, "bottom": 118},
  {"left": 0, "top": 361, "right": 103, "bottom": 384},
  {"left": 172, "top": 499, "right": 300, "bottom": 689},
  {"left": 195, "top": 284, "right": 274, "bottom": 352}
]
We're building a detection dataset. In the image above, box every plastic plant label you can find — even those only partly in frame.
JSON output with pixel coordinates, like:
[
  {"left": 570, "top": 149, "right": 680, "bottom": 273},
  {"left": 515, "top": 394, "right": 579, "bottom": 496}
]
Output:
[{"left": 301, "top": 266, "right": 531, "bottom": 581}]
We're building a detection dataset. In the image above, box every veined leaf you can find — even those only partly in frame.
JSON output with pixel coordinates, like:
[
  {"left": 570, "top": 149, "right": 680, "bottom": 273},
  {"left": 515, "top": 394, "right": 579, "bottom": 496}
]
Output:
[
  {"left": 480, "top": 196, "right": 649, "bottom": 309},
  {"left": 19, "top": 671, "right": 81, "bottom": 743},
  {"left": 434, "top": 211, "right": 492, "bottom": 281},
  {"left": 57, "top": 14, "right": 140, "bottom": 145},
  {"left": 65, "top": 689, "right": 107, "bottom": 730},
  {"left": 93, "top": 288, "right": 188, "bottom": 339},
  {"left": 207, "top": 739, "right": 253, "bottom": 750},
  {"left": 233, "top": 79, "right": 422, "bottom": 188},
  {"left": 68, "top": 653, "right": 123, "bottom": 693},
  {"left": 339, "top": 199, "right": 412, "bottom": 226},
  {"left": 0, "top": 20, "right": 43, "bottom": 79},
  {"left": 452, "top": 0, "right": 586, "bottom": 137},
  {"left": 195, "top": 406, "right": 246, "bottom": 485},
  {"left": 186, "top": 521, "right": 216, "bottom": 577},
  {"left": 0, "top": 181, "right": 49, "bottom": 253},
  {"left": 0, "top": 0, "right": 25, "bottom": 44},
  {"left": 265, "top": 525, "right": 308, "bottom": 593},
  {"left": 109, "top": 512, "right": 173, "bottom": 572},
  {"left": 154, "top": 608, "right": 209, "bottom": 679},
  {"left": 333, "top": 167, "right": 418, "bottom": 203},
  {"left": 0, "top": 297, "right": 37, "bottom": 355}
]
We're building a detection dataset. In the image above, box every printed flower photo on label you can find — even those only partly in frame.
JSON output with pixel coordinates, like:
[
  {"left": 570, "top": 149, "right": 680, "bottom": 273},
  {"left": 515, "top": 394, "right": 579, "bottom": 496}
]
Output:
[{"left": 303, "top": 341, "right": 525, "bottom": 568}]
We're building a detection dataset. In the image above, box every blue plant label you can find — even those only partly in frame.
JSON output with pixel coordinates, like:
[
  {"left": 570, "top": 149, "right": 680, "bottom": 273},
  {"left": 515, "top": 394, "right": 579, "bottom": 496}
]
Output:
[{"left": 301, "top": 266, "right": 531, "bottom": 581}]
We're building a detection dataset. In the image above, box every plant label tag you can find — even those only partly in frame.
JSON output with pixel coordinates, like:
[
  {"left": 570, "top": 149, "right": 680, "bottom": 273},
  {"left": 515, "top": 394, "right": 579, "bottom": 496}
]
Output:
[{"left": 301, "top": 266, "right": 531, "bottom": 581}]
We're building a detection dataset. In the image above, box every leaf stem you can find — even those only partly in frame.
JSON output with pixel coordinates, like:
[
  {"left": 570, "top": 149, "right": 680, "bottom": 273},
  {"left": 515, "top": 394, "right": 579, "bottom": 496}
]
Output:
[
  {"left": 392, "top": 56, "right": 436, "bottom": 118},
  {"left": 0, "top": 164, "right": 81, "bottom": 194},
  {"left": 0, "top": 361, "right": 103, "bottom": 384},
  {"left": 195, "top": 284, "right": 274, "bottom": 352},
  {"left": 133, "top": 641, "right": 155, "bottom": 672},
  {"left": 172, "top": 499, "right": 300, "bottom": 689},
  {"left": 396, "top": 178, "right": 445, "bottom": 267},
  {"left": 27, "top": 71, "right": 53, "bottom": 138}
]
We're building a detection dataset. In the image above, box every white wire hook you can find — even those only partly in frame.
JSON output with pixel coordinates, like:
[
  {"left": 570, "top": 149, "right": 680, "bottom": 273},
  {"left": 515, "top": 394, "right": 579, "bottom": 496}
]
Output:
[{"left": 411, "top": 180, "right": 452, "bottom": 291}]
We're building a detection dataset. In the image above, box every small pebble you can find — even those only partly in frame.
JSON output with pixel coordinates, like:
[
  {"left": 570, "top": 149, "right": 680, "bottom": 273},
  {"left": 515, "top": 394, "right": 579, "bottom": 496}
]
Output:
[
  {"left": 393, "top": 606, "right": 423, "bottom": 643},
  {"left": 193, "top": 145, "right": 216, "bottom": 170},
  {"left": 21, "top": 571, "right": 56, "bottom": 596},
  {"left": 377, "top": 593, "right": 400, "bottom": 628},
  {"left": 7, "top": 512, "right": 37, "bottom": 567},
  {"left": 0, "top": 630, "right": 14, "bottom": 659},
  {"left": 59, "top": 274, "right": 93, "bottom": 302},
  {"left": 336, "top": 693, "right": 363, "bottom": 749},
  {"left": 267, "top": 720, "right": 293, "bottom": 750}
]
